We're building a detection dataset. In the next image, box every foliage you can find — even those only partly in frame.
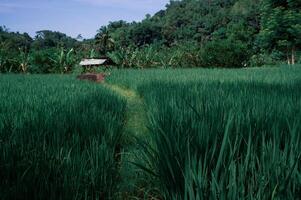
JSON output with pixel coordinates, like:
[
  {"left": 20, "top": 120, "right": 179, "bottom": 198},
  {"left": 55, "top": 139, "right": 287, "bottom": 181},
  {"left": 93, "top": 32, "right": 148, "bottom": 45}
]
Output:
[
  {"left": 49, "top": 48, "right": 77, "bottom": 73},
  {"left": 95, "top": 26, "right": 115, "bottom": 54},
  {"left": 108, "top": 42, "right": 202, "bottom": 68},
  {"left": 258, "top": 0, "right": 301, "bottom": 64},
  {"left": 0, "top": 28, "right": 81, "bottom": 73},
  {"left": 128, "top": 19, "right": 163, "bottom": 47},
  {"left": 1, "top": 0, "right": 301, "bottom": 71},
  {"left": 18, "top": 48, "right": 30, "bottom": 73},
  {"left": 102, "top": 0, "right": 262, "bottom": 68},
  {"left": 32, "top": 30, "right": 79, "bottom": 50},
  {"left": 0, "top": 27, "right": 32, "bottom": 52},
  {"left": 103, "top": 0, "right": 300, "bottom": 67},
  {"left": 248, "top": 50, "right": 285, "bottom": 67},
  {"left": 0, "top": 46, "right": 23, "bottom": 73},
  {"left": 29, "top": 48, "right": 77, "bottom": 73},
  {"left": 108, "top": 40, "right": 249, "bottom": 68},
  {"left": 200, "top": 39, "right": 250, "bottom": 67}
]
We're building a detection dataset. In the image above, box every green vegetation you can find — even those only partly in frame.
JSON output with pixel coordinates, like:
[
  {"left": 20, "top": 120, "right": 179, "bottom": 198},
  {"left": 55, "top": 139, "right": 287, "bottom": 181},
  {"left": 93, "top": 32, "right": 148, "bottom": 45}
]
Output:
[
  {"left": 0, "top": 29, "right": 93, "bottom": 73},
  {"left": 2, "top": 67, "right": 300, "bottom": 199},
  {"left": 107, "top": 65, "right": 301, "bottom": 89},
  {"left": 1, "top": 0, "right": 301, "bottom": 199},
  {"left": 1, "top": 0, "right": 300, "bottom": 72},
  {"left": 258, "top": 0, "right": 301, "bottom": 65},
  {"left": 108, "top": 66, "right": 301, "bottom": 199},
  {"left": 94, "top": 0, "right": 301, "bottom": 68},
  {"left": 0, "top": 75, "right": 126, "bottom": 199},
  {"left": 133, "top": 70, "right": 301, "bottom": 199}
]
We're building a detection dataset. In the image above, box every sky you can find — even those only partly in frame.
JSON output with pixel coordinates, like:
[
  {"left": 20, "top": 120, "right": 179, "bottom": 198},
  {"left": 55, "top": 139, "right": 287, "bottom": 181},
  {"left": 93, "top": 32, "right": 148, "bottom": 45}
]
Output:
[{"left": 0, "top": 0, "right": 170, "bottom": 39}]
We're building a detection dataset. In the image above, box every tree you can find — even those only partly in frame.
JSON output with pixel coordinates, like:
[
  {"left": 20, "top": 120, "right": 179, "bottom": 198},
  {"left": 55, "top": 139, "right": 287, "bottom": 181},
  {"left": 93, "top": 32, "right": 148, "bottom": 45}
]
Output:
[
  {"left": 0, "top": 29, "right": 33, "bottom": 52},
  {"left": 33, "top": 30, "right": 78, "bottom": 50},
  {"left": 106, "top": 21, "right": 130, "bottom": 48},
  {"left": 76, "top": 34, "right": 83, "bottom": 41},
  {"left": 201, "top": 39, "right": 249, "bottom": 68},
  {"left": 128, "top": 20, "right": 163, "bottom": 47},
  {"left": 258, "top": 0, "right": 301, "bottom": 64},
  {"left": 95, "top": 26, "right": 115, "bottom": 55}
]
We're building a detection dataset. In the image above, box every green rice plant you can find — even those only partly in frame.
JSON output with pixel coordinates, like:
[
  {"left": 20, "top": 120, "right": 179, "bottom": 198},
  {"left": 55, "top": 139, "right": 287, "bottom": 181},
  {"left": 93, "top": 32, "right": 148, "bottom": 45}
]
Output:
[
  {"left": 1, "top": 66, "right": 301, "bottom": 199},
  {"left": 133, "top": 71, "right": 301, "bottom": 199},
  {"left": 0, "top": 75, "right": 126, "bottom": 200},
  {"left": 107, "top": 66, "right": 301, "bottom": 90}
]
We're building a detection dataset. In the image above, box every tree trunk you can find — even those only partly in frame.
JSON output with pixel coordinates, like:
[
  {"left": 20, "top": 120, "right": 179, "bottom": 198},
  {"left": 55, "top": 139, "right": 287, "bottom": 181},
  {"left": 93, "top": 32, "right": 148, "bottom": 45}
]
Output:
[
  {"left": 287, "top": 49, "right": 291, "bottom": 65},
  {"left": 291, "top": 46, "right": 295, "bottom": 65}
]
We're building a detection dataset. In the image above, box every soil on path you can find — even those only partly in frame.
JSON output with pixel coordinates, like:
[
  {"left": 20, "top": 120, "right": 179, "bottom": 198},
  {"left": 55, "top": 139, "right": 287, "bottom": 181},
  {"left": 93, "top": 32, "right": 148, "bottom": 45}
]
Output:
[{"left": 104, "top": 83, "right": 148, "bottom": 138}]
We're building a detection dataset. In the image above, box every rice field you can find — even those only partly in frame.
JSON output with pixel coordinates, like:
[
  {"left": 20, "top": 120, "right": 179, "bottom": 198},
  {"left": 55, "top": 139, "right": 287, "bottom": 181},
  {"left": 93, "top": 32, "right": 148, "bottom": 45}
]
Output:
[
  {"left": 0, "top": 75, "right": 126, "bottom": 199},
  {"left": 1, "top": 65, "right": 301, "bottom": 199}
]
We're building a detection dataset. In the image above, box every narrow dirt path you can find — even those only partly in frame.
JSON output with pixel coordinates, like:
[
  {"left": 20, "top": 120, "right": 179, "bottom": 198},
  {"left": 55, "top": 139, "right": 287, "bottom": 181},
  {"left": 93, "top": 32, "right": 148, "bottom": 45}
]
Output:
[
  {"left": 103, "top": 83, "right": 149, "bottom": 197},
  {"left": 104, "top": 83, "right": 148, "bottom": 138}
]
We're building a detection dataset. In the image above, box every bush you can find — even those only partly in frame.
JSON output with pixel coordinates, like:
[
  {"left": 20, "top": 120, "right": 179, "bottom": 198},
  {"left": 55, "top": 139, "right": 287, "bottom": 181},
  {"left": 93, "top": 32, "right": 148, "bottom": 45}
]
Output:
[
  {"left": 108, "top": 42, "right": 202, "bottom": 68},
  {"left": 249, "top": 50, "right": 285, "bottom": 67},
  {"left": 200, "top": 39, "right": 250, "bottom": 68},
  {"left": 164, "top": 42, "right": 202, "bottom": 68},
  {"left": 109, "top": 40, "right": 251, "bottom": 69},
  {"left": 29, "top": 48, "right": 77, "bottom": 73},
  {"left": 29, "top": 49, "right": 57, "bottom": 73},
  {"left": 0, "top": 49, "right": 21, "bottom": 73}
]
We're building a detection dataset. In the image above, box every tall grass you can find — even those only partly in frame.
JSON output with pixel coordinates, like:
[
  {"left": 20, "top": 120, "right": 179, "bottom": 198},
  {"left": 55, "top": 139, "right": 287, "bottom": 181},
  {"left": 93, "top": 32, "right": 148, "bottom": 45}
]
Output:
[
  {"left": 107, "top": 65, "right": 301, "bottom": 90},
  {"left": 0, "top": 75, "right": 126, "bottom": 200},
  {"left": 137, "top": 82, "right": 301, "bottom": 199},
  {"left": 1, "top": 66, "right": 301, "bottom": 199},
  {"left": 126, "top": 67, "right": 301, "bottom": 199}
]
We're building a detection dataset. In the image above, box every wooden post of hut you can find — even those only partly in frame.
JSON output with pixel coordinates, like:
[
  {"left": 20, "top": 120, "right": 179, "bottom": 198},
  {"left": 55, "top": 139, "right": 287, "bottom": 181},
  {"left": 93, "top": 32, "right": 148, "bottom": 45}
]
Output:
[{"left": 79, "top": 59, "right": 107, "bottom": 73}]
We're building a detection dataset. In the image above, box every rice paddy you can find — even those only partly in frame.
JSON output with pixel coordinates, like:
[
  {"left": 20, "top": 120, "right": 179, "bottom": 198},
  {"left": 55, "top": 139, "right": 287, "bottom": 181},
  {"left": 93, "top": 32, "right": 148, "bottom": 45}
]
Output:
[
  {"left": 0, "top": 75, "right": 126, "bottom": 199},
  {"left": 1, "top": 65, "right": 301, "bottom": 199}
]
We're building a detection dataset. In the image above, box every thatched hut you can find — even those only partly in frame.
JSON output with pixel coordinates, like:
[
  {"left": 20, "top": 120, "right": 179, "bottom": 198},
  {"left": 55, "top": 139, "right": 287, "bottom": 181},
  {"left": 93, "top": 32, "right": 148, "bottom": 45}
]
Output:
[{"left": 79, "top": 59, "right": 108, "bottom": 72}]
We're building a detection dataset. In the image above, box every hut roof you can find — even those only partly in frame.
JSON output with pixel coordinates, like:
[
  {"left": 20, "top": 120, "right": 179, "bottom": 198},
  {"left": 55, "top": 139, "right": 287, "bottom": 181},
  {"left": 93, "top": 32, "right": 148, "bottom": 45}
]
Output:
[{"left": 79, "top": 59, "right": 107, "bottom": 66}]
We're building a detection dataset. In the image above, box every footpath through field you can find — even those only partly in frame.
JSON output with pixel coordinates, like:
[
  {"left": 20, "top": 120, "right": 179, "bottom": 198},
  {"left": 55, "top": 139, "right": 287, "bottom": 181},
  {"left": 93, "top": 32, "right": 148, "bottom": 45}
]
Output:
[
  {"left": 104, "top": 83, "right": 148, "bottom": 137},
  {"left": 103, "top": 83, "right": 149, "bottom": 195}
]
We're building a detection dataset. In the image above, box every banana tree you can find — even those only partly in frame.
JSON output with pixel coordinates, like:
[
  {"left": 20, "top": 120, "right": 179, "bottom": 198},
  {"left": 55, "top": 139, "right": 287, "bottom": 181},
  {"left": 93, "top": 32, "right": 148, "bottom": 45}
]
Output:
[
  {"left": 89, "top": 49, "right": 96, "bottom": 58},
  {"left": 49, "top": 48, "right": 75, "bottom": 73},
  {"left": 64, "top": 48, "right": 75, "bottom": 72},
  {"left": 18, "top": 48, "right": 30, "bottom": 73}
]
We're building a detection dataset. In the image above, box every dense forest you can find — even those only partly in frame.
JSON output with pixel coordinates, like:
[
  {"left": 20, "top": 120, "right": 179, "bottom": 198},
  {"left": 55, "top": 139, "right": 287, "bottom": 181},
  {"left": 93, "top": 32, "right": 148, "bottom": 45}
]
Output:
[{"left": 0, "top": 0, "right": 300, "bottom": 73}]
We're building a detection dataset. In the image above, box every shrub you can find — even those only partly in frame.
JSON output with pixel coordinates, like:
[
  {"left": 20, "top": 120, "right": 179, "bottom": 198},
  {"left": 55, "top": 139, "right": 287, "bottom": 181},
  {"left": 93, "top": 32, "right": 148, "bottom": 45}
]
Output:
[
  {"left": 249, "top": 50, "right": 285, "bottom": 67},
  {"left": 200, "top": 39, "right": 250, "bottom": 68},
  {"left": 29, "top": 48, "right": 77, "bottom": 73},
  {"left": 29, "top": 48, "right": 57, "bottom": 73},
  {"left": 0, "top": 49, "right": 21, "bottom": 73},
  {"left": 108, "top": 42, "right": 202, "bottom": 68}
]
